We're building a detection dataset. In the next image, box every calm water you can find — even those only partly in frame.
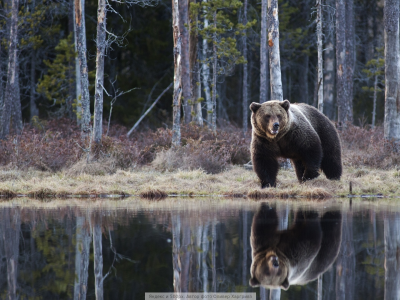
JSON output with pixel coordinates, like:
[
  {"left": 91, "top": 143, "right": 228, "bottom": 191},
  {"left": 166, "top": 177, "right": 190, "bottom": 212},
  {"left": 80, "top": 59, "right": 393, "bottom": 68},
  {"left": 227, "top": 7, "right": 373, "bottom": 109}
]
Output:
[{"left": 0, "top": 198, "right": 399, "bottom": 300}]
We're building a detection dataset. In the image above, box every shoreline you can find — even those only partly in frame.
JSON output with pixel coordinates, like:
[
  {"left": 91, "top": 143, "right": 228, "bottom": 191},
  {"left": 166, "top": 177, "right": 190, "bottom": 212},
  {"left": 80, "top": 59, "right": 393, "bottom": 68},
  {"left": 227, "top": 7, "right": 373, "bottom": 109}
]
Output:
[{"left": 0, "top": 165, "right": 399, "bottom": 200}]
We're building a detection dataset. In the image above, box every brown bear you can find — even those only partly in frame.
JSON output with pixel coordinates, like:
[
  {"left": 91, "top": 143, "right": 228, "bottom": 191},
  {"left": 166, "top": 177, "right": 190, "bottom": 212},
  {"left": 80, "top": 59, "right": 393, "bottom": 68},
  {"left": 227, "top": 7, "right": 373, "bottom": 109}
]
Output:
[
  {"left": 250, "top": 100, "right": 342, "bottom": 188},
  {"left": 249, "top": 203, "right": 342, "bottom": 290}
]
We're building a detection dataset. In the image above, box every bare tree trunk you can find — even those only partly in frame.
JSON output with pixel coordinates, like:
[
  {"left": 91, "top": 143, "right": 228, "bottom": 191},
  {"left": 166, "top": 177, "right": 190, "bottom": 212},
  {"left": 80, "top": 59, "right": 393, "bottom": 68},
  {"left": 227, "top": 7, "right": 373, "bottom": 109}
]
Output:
[
  {"left": 260, "top": 0, "right": 268, "bottom": 103},
  {"left": 202, "top": 1, "right": 212, "bottom": 126},
  {"left": 1, "top": 0, "right": 19, "bottom": 139},
  {"left": 241, "top": 0, "right": 248, "bottom": 134},
  {"left": 211, "top": 11, "right": 217, "bottom": 133},
  {"left": 180, "top": 0, "right": 191, "bottom": 124},
  {"left": 372, "top": 74, "right": 378, "bottom": 128},
  {"left": 384, "top": 213, "right": 400, "bottom": 300},
  {"left": 93, "top": 0, "right": 107, "bottom": 144},
  {"left": 74, "top": 216, "right": 91, "bottom": 300},
  {"left": 190, "top": 7, "right": 203, "bottom": 126},
  {"left": 68, "top": 0, "right": 76, "bottom": 120},
  {"left": 2, "top": 208, "right": 20, "bottom": 300},
  {"left": 384, "top": 0, "right": 400, "bottom": 141},
  {"left": 172, "top": 0, "right": 182, "bottom": 146},
  {"left": 317, "top": 0, "right": 324, "bottom": 113},
  {"left": 345, "top": 0, "right": 354, "bottom": 123},
  {"left": 324, "top": 0, "right": 335, "bottom": 120},
  {"left": 75, "top": 0, "right": 91, "bottom": 140},
  {"left": 93, "top": 216, "right": 104, "bottom": 300},
  {"left": 268, "top": 0, "right": 283, "bottom": 101},
  {"left": 74, "top": 0, "right": 82, "bottom": 124},
  {"left": 336, "top": 0, "right": 348, "bottom": 124}
]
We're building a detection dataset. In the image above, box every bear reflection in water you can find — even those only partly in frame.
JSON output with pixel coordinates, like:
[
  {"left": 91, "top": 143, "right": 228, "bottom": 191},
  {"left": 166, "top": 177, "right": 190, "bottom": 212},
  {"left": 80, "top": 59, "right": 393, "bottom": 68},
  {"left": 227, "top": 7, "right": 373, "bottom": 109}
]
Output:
[{"left": 249, "top": 203, "right": 342, "bottom": 290}]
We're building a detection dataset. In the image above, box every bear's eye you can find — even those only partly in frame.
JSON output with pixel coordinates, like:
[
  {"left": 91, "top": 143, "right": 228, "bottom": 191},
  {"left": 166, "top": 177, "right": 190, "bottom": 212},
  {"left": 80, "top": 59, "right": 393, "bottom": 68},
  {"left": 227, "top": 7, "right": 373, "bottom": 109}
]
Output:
[
  {"left": 277, "top": 115, "right": 282, "bottom": 121},
  {"left": 265, "top": 115, "right": 270, "bottom": 119}
]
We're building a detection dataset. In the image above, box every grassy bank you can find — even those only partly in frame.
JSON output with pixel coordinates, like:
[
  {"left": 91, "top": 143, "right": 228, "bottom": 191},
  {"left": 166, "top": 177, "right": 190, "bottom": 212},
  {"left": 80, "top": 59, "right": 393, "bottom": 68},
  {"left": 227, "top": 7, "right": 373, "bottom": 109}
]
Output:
[
  {"left": 0, "top": 120, "right": 399, "bottom": 199},
  {"left": 0, "top": 165, "right": 399, "bottom": 199}
]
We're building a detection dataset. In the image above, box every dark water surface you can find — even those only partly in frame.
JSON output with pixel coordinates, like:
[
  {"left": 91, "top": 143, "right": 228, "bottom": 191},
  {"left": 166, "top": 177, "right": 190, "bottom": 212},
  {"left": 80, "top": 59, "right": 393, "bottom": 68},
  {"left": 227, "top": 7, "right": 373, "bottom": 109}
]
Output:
[{"left": 0, "top": 198, "right": 399, "bottom": 300}]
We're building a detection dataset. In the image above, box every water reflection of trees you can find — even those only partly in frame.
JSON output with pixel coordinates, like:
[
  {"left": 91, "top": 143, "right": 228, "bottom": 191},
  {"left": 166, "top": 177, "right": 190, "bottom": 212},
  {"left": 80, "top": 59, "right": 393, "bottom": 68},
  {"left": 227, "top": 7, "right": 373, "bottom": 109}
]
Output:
[{"left": 0, "top": 201, "right": 398, "bottom": 299}]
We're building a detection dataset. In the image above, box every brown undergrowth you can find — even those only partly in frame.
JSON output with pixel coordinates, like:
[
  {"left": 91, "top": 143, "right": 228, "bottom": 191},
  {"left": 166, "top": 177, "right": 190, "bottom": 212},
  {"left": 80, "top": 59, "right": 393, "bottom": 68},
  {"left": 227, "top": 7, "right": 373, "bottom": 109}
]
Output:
[{"left": 0, "top": 120, "right": 398, "bottom": 199}]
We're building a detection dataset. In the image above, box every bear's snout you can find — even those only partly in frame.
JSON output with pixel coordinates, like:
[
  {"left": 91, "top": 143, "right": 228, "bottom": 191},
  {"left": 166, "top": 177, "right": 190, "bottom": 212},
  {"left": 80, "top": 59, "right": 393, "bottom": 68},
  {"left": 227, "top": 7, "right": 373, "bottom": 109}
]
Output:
[{"left": 273, "top": 122, "right": 279, "bottom": 130}]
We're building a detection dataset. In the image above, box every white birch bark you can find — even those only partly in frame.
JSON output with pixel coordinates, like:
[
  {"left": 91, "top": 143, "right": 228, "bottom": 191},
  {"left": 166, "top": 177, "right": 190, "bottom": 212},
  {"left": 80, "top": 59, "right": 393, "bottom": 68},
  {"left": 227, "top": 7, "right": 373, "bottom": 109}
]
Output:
[
  {"left": 172, "top": 0, "right": 182, "bottom": 146},
  {"left": 74, "top": 0, "right": 82, "bottom": 125},
  {"left": 384, "top": 0, "right": 400, "bottom": 141},
  {"left": 93, "top": 0, "right": 107, "bottom": 143},
  {"left": 242, "top": 0, "right": 248, "bottom": 134},
  {"left": 202, "top": 1, "right": 212, "bottom": 126},
  {"left": 74, "top": 0, "right": 91, "bottom": 140},
  {"left": 260, "top": 0, "right": 268, "bottom": 103},
  {"left": 267, "top": 0, "right": 283, "bottom": 101},
  {"left": 179, "top": 0, "right": 191, "bottom": 124},
  {"left": 317, "top": 0, "right": 324, "bottom": 113},
  {"left": 1, "top": 0, "right": 19, "bottom": 139},
  {"left": 211, "top": 11, "right": 217, "bottom": 133}
]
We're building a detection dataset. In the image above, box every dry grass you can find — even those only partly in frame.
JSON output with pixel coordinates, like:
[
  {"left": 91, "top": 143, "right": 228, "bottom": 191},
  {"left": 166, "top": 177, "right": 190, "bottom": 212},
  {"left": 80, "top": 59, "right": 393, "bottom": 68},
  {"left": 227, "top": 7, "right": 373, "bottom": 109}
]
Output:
[{"left": 0, "top": 165, "right": 398, "bottom": 199}]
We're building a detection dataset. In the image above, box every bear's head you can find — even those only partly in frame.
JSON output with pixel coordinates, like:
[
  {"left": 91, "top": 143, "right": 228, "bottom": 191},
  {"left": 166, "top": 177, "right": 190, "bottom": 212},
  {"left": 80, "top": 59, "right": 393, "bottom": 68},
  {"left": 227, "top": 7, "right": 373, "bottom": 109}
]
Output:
[
  {"left": 250, "top": 100, "right": 290, "bottom": 139},
  {"left": 249, "top": 249, "right": 290, "bottom": 290}
]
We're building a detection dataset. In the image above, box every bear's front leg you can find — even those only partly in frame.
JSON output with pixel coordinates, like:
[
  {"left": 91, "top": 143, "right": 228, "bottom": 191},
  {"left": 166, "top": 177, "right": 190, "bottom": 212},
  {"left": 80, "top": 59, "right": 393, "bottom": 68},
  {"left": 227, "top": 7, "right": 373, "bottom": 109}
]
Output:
[{"left": 252, "top": 153, "right": 279, "bottom": 188}]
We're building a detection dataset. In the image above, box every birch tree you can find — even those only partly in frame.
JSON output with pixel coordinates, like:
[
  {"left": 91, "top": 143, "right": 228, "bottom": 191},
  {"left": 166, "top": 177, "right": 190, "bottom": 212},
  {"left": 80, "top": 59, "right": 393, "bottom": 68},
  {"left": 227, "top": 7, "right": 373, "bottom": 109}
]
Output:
[
  {"left": 323, "top": 0, "right": 335, "bottom": 119},
  {"left": 267, "top": 0, "right": 283, "bottom": 101},
  {"left": 259, "top": 0, "right": 268, "bottom": 104},
  {"left": 191, "top": 0, "right": 252, "bottom": 132},
  {"left": 93, "top": 0, "right": 107, "bottom": 143},
  {"left": 345, "top": 0, "right": 354, "bottom": 123},
  {"left": 316, "top": 0, "right": 323, "bottom": 113},
  {"left": 180, "top": 0, "right": 192, "bottom": 124},
  {"left": 384, "top": 0, "right": 400, "bottom": 142},
  {"left": 336, "top": 0, "right": 347, "bottom": 124},
  {"left": 1, "top": 0, "right": 19, "bottom": 139},
  {"left": 172, "top": 0, "right": 182, "bottom": 146},
  {"left": 74, "top": 0, "right": 91, "bottom": 141},
  {"left": 189, "top": 6, "right": 203, "bottom": 126},
  {"left": 242, "top": 0, "right": 248, "bottom": 134},
  {"left": 201, "top": 0, "right": 212, "bottom": 126}
]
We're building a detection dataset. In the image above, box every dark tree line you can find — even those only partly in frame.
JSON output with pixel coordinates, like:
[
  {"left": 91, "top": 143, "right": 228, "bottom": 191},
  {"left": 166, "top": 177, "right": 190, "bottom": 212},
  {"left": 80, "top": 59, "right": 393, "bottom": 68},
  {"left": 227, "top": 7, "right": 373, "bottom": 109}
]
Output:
[{"left": 0, "top": 0, "right": 399, "bottom": 144}]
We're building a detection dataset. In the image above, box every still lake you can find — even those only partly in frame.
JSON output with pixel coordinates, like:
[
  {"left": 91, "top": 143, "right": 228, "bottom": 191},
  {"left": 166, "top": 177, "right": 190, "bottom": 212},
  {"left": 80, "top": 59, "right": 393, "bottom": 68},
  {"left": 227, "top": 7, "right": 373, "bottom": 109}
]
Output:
[{"left": 0, "top": 198, "right": 398, "bottom": 300}]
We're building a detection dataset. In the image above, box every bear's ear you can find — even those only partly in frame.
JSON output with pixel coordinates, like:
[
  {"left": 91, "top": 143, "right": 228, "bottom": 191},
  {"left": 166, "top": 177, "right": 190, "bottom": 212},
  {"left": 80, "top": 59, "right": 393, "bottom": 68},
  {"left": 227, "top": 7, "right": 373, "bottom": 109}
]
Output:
[
  {"left": 280, "top": 100, "right": 290, "bottom": 111},
  {"left": 281, "top": 277, "right": 290, "bottom": 290},
  {"left": 250, "top": 102, "right": 262, "bottom": 113},
  {"left": 249, "top": 277, "right": 260, "bottom": 287}
]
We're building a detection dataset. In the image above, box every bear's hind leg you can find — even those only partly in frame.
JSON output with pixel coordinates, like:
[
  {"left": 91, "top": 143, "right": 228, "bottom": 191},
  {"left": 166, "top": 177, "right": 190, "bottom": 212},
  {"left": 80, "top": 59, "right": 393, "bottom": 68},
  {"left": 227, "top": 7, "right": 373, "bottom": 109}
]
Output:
[{"left": 321, "top": 156, "right": 342, "bottom": 180}]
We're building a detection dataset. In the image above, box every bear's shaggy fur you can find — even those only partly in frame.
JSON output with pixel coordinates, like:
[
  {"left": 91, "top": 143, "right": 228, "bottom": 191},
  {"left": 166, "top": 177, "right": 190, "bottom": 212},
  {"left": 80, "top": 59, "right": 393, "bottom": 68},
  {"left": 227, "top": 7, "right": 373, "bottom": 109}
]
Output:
[
  {"left": 250, "top": 100, "right": 342, "bottom": 188},
  {"left": 249, "top": 203, "right": 342, "bottom": 290}
]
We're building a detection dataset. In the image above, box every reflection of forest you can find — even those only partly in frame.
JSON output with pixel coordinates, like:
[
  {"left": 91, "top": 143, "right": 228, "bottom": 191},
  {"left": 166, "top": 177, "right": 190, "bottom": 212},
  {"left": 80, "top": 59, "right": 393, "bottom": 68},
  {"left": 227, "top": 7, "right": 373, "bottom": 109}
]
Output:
[{"left": 0, "top": 200, "right": 398, "bottom": 299}]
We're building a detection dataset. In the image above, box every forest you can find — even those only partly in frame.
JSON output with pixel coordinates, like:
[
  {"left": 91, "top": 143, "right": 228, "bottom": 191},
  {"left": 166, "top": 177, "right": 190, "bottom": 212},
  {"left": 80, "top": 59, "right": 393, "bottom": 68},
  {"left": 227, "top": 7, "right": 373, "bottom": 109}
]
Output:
[{"left": 0, "top": 0, "right": 399, "bottom": 195}]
